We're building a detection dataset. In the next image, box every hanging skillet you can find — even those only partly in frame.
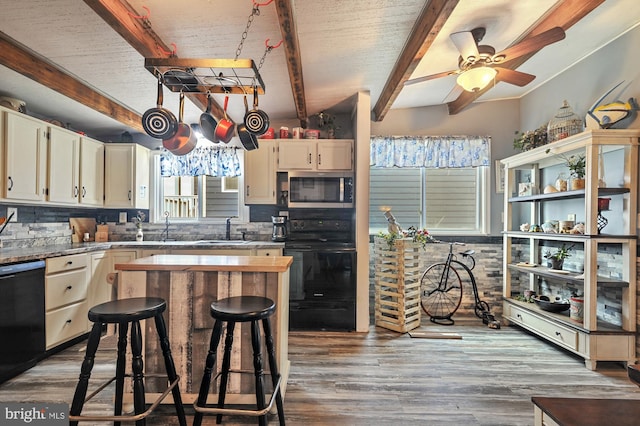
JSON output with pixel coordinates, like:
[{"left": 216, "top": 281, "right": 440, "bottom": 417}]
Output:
[
  {"left": 244, "top": 87, "right": 269, "bottom": 135},
  {"left": 199, "top": 93, "right": 218, "bottom": 143},
  {"left": 142, "top": 77, "right": 178, "bottom": 139},
  {"left": 237, "top": 95, "right": 259, "bottom": 151}
]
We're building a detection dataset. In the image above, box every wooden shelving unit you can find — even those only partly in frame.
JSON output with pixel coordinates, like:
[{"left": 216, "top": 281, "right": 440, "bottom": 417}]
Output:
[{"left": 501, "top": 129, "right": 640, "bottom": 369}]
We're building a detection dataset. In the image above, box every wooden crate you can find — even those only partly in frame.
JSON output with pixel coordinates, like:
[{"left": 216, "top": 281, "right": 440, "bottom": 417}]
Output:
[{"left": 374, "top": 237, "right": 423, "bottom": 332}]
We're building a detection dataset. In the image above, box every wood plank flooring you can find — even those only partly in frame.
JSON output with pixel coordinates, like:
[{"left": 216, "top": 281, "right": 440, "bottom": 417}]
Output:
[{"left": 1, "top": 318, "right": 639, "bottom": 425}]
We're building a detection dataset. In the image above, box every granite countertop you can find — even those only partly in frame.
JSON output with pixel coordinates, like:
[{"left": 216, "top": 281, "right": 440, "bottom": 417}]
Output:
[
  {"left": 0, "top": 240, "right": 285, "bottom": 265},
  {"left": 116, "top": 254, "right": 293, "bottom": 273}
]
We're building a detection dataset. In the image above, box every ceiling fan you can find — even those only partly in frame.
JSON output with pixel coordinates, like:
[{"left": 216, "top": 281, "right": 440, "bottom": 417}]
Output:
[{"left": 405, "top": 26, "right": 566, "bottom": 92}]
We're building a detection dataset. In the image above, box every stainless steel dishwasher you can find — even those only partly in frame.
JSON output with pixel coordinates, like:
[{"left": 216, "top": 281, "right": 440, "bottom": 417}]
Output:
[{"left": 0, "top": 259, "right": 46, "bottom": 384}]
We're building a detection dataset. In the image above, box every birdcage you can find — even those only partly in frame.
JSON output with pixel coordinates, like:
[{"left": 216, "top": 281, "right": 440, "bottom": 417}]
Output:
[{"left": 547, "top": 100, "right": 584, "bottom": 142}]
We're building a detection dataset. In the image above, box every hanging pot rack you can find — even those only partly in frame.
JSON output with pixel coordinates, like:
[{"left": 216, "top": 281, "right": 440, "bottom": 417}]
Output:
[{"left": 144, "top": 57, "right": 266, "bottom": 95}]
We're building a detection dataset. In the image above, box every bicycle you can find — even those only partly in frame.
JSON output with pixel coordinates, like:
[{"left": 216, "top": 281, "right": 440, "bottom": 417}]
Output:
[{"left": 420, "top": 241, "right": 500, "bottom": 328}]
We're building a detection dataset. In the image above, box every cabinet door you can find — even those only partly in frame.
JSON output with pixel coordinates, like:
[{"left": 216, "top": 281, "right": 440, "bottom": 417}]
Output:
[
  {"left": 79, "top": 137, "right": 104, "bottom": 206},
  {"left": 48, "top": 126, "right": 80, "bottom": 204},
  {"left": 87, "top": 251, "right": 112, "bottom": 328},
  {"left": 245, "top": 140, "right": 276, "bottom": 204},
  {"left": 104, "top": 144, "right": 134, "bottom": 207},
  {"left": 277, "top": 140, "right": 315, "bottom": 170},
  {"left": 4, "top": 111, "right": 47, "bottom": 201},
  {"left": 317, "top": 140, "right": 353, "bottom": 171}
]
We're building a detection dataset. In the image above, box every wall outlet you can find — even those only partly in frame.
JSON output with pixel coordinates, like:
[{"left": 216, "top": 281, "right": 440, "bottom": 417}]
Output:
[
  {"left": 567, "top": 213, "right": 576, "bottom": 222},
  {"left": 7, "top": 207, "right": 17, "bottom": 222}
]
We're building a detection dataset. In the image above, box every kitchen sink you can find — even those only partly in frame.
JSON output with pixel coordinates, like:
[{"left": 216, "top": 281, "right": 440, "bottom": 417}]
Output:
[{"left": 192, "top": 240, "right": 252, "bottom": 245}]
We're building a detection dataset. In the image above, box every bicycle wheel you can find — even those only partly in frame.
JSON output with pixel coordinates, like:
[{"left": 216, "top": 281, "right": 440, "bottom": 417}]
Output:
[{"left": 420, "top": 263, "right": 463, "bottom": 320}]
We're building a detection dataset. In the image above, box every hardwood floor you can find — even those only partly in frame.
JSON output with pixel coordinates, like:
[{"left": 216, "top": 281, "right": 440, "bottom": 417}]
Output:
[{"left": 1, "top": 318, "right": 639, "bottom": 425}]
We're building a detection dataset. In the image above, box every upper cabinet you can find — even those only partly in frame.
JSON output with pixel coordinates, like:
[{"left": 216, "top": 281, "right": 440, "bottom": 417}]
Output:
[
  {"left": 277, "top": 139, "right": 353, "bottom": 171},
  {"left": 245, "top": 140, "right": 277, "bottom": 204},
  {"left": 2, "top": 109, "right": 48, "bottom": 202},
  {"left": 104, "top": 143, "right": 150, "bottom": 209},
  {"left": 79, "top": 137, "right": 105, "bottom": 206},
  {"left": 47, "top": 126, "right": 80, "bottom": 204}
]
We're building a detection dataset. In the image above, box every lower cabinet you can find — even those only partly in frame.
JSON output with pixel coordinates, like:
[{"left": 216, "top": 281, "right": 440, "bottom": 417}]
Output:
[
  {"left": 45, "top": 253, "right": 89, "bottom": 350},
  {"left": 504, "top": 300, "right": 636, "bottom": 370}
]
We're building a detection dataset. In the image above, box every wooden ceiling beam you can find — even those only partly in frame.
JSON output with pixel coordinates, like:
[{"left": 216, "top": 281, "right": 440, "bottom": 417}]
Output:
[
  {"left": 0, "top": 31, "right": 144, "bottom": 132},
  {"left": 84, "top": 0, "right": 222, "bottom": 118},
  {"left": 274, "top": 0, "right": 308, "bottom": 127},
  {"left": 372, "top": 0, "right": 460, "bottom": 122},
  {"left": 447, "top": 0, "right": 605, "bottom": 115}
]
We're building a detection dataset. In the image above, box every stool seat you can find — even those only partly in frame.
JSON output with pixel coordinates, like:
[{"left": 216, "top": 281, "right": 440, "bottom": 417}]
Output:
[
  {"left": 89, "top": 297, "right": 166, "bottom": 323},
  {"left": 194, "top": 296, "right": 284, "bottom": 426},
  {"left": 70, "top": 297, "right": 186, "bottom": 426},
  {"left": 210, "top": 296, "right": 276, "bottom": 322}
]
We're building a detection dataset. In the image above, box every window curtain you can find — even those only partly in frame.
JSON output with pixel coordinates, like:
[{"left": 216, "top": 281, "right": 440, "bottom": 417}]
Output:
[
  {"left": 370, "top": 135, "right": 490, "bottom": 168},
  {"left": 160, "top": 146, "right": 241, "bottom": 177}
]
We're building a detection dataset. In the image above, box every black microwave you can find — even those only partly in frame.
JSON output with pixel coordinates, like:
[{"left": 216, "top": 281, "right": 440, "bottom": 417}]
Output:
[{"left": 288, "top": 171, "right": 354, "bottom": 208}]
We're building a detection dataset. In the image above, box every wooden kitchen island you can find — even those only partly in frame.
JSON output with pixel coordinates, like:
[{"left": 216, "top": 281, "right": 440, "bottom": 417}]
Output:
[{"left": 114, "top": 254, "right": 292, "bottom": 405}]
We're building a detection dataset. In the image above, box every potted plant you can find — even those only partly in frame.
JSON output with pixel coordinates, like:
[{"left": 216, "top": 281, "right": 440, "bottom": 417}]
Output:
[
  {"left": 315, "top": 111, "right": 339, "bottom": 138},
  {"left": 543, "top": 243, "right": 574, "bottom": 270},
  {"left": 564, "top": 154, "right": 586, "bottom": 190}
]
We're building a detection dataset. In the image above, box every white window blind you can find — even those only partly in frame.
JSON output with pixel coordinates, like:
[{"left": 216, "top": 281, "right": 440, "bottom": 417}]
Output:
[
  {"left": 369, "top": 168, "right": 421, "bottom": 230},
  {"left": 424, "top": 168, "right": 478, "bottom": 230}
]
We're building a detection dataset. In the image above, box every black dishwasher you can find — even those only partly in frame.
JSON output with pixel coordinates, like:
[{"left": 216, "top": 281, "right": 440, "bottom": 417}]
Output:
[{"left": 0, "top": 260, "right": 46, "bottom": 384}]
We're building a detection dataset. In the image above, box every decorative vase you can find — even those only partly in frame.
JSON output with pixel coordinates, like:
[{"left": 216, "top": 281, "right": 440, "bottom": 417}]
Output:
[
  {"left": 571, "top": 178, "right": 585, "bottom": 190},
  {"left": 327, "top": 127, "right": 335, "bottom": 139},
  {"left": 136, "top": 228, "right": 144, "bottom": 242}
]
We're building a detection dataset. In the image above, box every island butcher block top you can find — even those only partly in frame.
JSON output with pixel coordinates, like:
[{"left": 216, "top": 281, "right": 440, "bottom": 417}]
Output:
[{"left": 115, "top": 254, "right": 293, "bottom": 273}]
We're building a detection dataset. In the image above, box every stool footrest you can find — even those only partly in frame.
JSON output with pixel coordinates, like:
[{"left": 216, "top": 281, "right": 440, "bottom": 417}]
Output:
[
  {"left": 193, "top": 376, "right": 282, "bottom": 417},
  {"left": 69, "top": 374, "right": 181, "bottom": 423}
]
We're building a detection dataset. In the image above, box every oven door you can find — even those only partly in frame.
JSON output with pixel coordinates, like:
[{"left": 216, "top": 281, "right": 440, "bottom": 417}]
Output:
[{"left": 284, "top": 246, "right": 356, "bottom": 331}]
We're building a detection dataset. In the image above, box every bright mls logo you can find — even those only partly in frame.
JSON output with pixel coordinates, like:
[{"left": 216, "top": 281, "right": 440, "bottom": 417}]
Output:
[{"left": 0, "top": 403, "right": 67, "bottom": 425}]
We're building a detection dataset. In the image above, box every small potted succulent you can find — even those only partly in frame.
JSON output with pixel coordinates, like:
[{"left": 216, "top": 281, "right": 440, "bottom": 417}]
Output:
[{"left": 543, "top": 243, "right": 574, "bottom": 270}]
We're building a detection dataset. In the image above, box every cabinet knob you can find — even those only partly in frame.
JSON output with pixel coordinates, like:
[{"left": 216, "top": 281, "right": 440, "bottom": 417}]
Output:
[
  {"left": 555, "top": 331, "right": 561, "bottom": 337},
  {"left": 66, "top": 285, "right": 73, "bottom": 291},
  {"left": 7, "top": 176, "right": 13, "bottom": 191},
  {"left": 308, "top": 153, "right": 312, "bottom": 164},
  {"left": 318, "top": 154, "right": 322, "bottom": 165}
]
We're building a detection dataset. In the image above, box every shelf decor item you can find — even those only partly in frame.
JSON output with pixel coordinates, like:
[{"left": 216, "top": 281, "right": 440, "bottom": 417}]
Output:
[
  {"left": 543, "top": 243, "right": 574, "bottom": 270},
  {"left": 513, "top": 124, "right": 548, "bottom": 151},
  {"left": 133, "top": 211, "right": 145, "bottom": 241},
  {"left": 547, "top": 100, "right": 583, "bottom": 142}
]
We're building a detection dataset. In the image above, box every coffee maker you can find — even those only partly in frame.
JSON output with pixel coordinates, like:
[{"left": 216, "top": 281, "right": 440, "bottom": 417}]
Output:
[{"left": 271, "top": 216, "right": 287, "bottom": 242}]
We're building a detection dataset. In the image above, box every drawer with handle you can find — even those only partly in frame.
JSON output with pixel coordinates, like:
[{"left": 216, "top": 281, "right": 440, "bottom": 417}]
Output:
[
  {"left": 508, "top": 304, "right": 579, "bottom": 351},
  {"left": 46, "top": 253, "right": 87, "bottom": 274},
  {"left": 45, "top": 268, "right": 88, "bottom": 310}
]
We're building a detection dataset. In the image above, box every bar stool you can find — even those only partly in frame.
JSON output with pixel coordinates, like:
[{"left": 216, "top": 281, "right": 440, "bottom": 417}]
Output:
[
  {"left": 193, "top": 296, "right": 285, "bottom": 426},
  {"left": 69, "top": 297, "right": 186, "bottom": 426}
]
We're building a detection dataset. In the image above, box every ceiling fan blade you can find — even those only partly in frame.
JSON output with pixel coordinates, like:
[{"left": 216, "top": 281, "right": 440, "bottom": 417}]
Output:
[
  {"left": 494, "top": 67, "right": 536, "bottom": 87},
  {"left": 450, "top": 30, "right": 480, "bottom": 62},
  {"left": 443, "top": 84, "right": 464, "bottom": 103},
  {"left": 495, "top": 27, "right": 566, "bottom": 62},
  {"left": 404, "top": 70, "right": 459, "bottom": 86}
]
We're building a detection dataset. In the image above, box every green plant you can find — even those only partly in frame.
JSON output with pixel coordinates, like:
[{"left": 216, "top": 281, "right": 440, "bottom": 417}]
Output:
[
  {"left": 564, "top": 154, "right": 586, "bottom": 179},
  {"left": 513, "top": 125, "right": 548, "bottom": 151},
  {"left": 378, "top": 226, "right": 434, "bottom": 250},
  {"left": 133, "top": 211, "right": 146, "bottom": 229},
  {"left": 544, "top": 243, "right": 574, "bottom": 261}
]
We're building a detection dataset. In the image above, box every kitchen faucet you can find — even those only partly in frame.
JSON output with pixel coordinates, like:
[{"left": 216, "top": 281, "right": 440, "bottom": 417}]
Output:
[
  {"left": 160, "top": 211, "right": 170, "bottom": 242},
  {"left": 225, "top": 217, "right": 232, "bottom": 240}
]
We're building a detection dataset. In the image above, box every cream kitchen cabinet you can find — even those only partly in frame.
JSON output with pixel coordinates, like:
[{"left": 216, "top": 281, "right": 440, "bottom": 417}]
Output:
[
  {"left": 47, "top": 126, "right": 80, "bottom": 204},
  {"left": 501, "top": 129, "right": 639, "bottom": 369},
  {"left": 244, "top": 139, "right": 277, "bottom": 204},
  {"left": 45, "top": 253, "right": 89, "bottom": 349},
  {"left": 104, "top": 143, "right": 150, "bottom": 209},
  {"left": 79, "top": 136, "right": 104, "bottom": 206},
  {"left": 2, "top": 108, "right": 48, "bottom": 202},
  {"left": 277, "top": 139, "right": 353, "bottom": 171}
]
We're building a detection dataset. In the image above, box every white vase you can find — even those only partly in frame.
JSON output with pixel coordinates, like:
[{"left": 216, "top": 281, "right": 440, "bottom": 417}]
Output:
[{"left": 136, "top": 228, "right": 144, "bottom": 242}]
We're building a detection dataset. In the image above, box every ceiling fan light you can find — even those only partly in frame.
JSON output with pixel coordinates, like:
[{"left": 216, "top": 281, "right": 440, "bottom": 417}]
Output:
[{"left": 456, "top": 67, "right": 497, "bottom": 92}]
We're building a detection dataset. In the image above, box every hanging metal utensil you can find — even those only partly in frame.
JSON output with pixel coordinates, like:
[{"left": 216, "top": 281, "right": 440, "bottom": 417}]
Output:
[
  {"left": 199, "top": 93, "right": 218, "bottom": 143},
  {"left": 237, "top": 95, "right": 259, "bottom": 150},
  {"left": 142, "top": 77, "right": 178, "bottom": 139},
  {"left": 214, "top": 95, "right": 235, "bottom": 144},
  {"left": 162, "top": 92, "right": 196, "bottom": 155},
  {"left": 244, "top": 86, "right": 269, "bottom": 135}
]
